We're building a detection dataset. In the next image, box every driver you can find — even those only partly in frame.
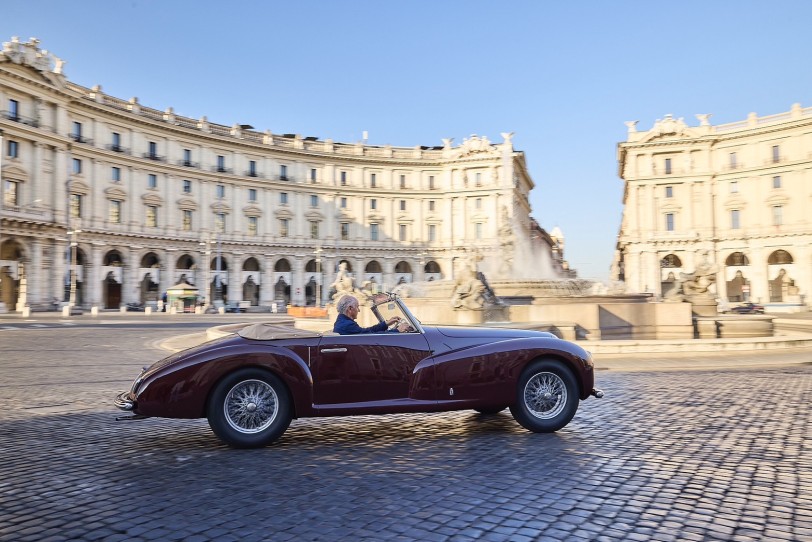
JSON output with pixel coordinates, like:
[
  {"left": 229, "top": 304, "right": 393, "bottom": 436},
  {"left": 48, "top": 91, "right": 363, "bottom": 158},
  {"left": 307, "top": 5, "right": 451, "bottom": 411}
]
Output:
[{"left": 333, "top": 295, "right": 408, "bottom": 335}]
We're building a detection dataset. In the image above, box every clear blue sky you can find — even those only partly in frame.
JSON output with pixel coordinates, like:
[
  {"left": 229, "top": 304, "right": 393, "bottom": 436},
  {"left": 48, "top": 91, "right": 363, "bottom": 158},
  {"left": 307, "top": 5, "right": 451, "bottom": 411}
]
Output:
[{"left": 3, "top": 1, "right": 811, "bottom": 280}]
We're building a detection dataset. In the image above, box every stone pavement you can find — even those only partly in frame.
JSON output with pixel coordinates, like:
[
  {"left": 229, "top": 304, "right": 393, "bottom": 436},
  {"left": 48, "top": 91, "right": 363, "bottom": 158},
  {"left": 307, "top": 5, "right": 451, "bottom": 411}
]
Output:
[{"left": 0, "top": 325, "right": 811, "bottom": 541}]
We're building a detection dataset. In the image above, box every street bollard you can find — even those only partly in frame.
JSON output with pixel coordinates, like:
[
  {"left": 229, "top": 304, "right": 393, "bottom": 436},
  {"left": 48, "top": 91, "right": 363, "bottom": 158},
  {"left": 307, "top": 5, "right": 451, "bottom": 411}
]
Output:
[{"left": 91, "top": 306, "right": 99, "bottom": 317}]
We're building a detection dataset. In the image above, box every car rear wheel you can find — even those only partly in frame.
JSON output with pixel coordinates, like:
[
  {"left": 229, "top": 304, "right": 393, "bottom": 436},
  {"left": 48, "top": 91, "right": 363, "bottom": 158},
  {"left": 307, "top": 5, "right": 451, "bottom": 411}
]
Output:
[
  {"left": 510, "top": 359, "right": 579, "bottom": 433},
  {"left": 207, "top": 368, "right": 291, "bottom": 448}
]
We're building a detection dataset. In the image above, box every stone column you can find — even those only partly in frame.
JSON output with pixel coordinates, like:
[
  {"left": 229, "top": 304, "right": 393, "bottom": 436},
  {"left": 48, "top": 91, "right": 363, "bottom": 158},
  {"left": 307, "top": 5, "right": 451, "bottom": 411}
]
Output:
[
  {"left": 292, "top": 256, "right": 305, "bottom": 306},
  {"left": 52, "top": 239, "right": 67, "bottom": 302},
  {"left": 28, "top": 239, "right": 43, "bottom": 304},
  {"left": 124, "top": 248, "right": 139, "bottom": 304},
  {"left": 228, "top": 253, "right": 240, "bottom": 302},
  {"left": 164, "top": 248, "right": 176, "bottom": 290},
  {"left": 261, "top": 254, "right": 275, "bottom": 305},
  {"left": 382, "top": 257, "right": 395, "bottom": 292},
  {"left": 89, "top": 243, "right": 103, "bottom": 307}
]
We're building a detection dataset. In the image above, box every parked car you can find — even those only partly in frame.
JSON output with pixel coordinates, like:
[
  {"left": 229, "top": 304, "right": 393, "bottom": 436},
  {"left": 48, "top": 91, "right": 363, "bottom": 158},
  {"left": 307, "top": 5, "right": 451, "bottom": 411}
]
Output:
[
  {"left": 224, "top": 301, "right": 247, "bottom": 313},
  {"left": 115, "top": 293, "right": 603, "bottom": 448},
  {"left": 728, "top": 302, "right": 765, "bottom": 314},
  {"left": 125, "top": 302, "right": 145, "bottom": 312}
]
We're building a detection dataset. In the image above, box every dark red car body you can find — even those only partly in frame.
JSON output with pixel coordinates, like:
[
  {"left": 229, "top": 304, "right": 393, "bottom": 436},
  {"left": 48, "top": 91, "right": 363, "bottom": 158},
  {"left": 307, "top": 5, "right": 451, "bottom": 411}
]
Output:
[{"left": 116, "top": 295, "right": 602, "bottom": 447}]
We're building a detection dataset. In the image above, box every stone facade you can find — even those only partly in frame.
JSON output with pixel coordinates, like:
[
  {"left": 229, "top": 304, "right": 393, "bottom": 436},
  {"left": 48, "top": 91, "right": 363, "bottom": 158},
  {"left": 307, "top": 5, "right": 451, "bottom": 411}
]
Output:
[
  {"left": 613, "top": 108, "right": 812, "bottom": 311},
  {"left": 0, "top": 37, "right": 564, "bottom": 311}
]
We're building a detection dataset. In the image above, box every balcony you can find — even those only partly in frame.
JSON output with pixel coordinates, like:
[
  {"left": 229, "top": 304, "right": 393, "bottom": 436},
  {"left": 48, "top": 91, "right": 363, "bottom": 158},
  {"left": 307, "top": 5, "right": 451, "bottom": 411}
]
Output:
[
  {"left": 106, "top": 144, "right": 130, "bottom": 154},
  {"left": 245, "top": 171, "right": 263, "bottom": 178},
  {"left": 0, "top": 110, "right": 39, "bottom": 127},
  {"left": 142, "top": 153, "right": 166, "bottom": 162},
  {"left": 212, "top": 166, "right": 233, "bottom": 174},
  {"left": 69, "top": 134, "right": 94, "bottom": 145},
  {"left": 178, "top": 159, "right": 200, "bottom": 168}
]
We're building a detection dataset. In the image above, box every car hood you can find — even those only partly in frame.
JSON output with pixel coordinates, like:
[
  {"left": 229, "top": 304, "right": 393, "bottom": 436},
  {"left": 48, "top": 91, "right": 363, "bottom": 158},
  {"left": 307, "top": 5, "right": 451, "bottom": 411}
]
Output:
[{"left": 431, "top": 326, "right": 557, "bottom": 340}]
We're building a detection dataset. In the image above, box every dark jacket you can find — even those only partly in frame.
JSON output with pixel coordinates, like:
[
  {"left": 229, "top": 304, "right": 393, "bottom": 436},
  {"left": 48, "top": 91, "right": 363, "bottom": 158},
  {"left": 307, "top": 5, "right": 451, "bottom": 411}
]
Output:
[{"left": 333, "top": 313, "right": 388, "bottom": 335}]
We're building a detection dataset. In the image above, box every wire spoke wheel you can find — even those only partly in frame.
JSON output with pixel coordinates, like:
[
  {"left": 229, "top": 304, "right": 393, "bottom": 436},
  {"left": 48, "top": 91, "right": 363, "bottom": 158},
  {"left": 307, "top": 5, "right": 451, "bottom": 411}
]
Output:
[
  {"left": 523, "top": 371, "right": 567, "bottom": 420},
  {"left": 224, "top": 379, "right": 279, "bottom": 434}
]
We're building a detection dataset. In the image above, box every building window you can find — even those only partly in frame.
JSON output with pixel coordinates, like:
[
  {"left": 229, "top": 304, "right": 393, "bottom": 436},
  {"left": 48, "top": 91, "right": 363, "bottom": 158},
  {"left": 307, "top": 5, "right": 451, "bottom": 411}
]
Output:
[
  {"left": 215, "top": 213, "right": 226, "bottom": 233},
  {"left": 475, "top": 172, "right": 482, "bottom": 186},
  {"left": 216, "top": 184, "right": 225, "bottom": 198},
  {"left": 340, "top": 197, "right": 347, "bottom": 209},
  {"left": 399, "top": 200, "right": 406, "bottom": 211},
  {"left": 248, "top": 216, "right": 258, "bottom": 236},
  {"left": 429, "top": 175, "right": 435, "bottom": 190},
  {"left": 112, "top": 167, "right": 121, "bottom": 183},
  {"left": 109, "top": 200, "right": 121, "bottom": 224},
  {"left": 370, "top": 198, "right": 377, "bottom": 210},
  {"left": 249, "top": 160, "right": 257, "bottom": 177},
  {"left": 148, "top": 174, "right": 157, "bottom": 189},
  {"left": 72, "top": 121, "right": 82, "bottom": 141},
  {"left": 70, "top": 194, "right": 82, "bottom": 218},
  {"left": 112, "top": 132, "right": 121, "bottom": 151},
  {"left": 8, "top": 98, "right": 19, "bottom": 120},
  {"left": 182, "top": 210, "right": 193, "bottom": 231},
  {"left": 183, "top": 148, "right": 192, "bottom": 165},
  {"left": 400, "top": 175, "right": 406, "bottom": 189},
  {"left": 772, "top": 205, "right": 783, "bottom": 226},
  {"left": 399, "top": 224, "right": 407, "bottom": 241},
  {"left": 310, "top": 221, "right": 319, "bottom": 239},
  {"left": 217, "top": 155, "right": 226, "bottom": 172},
  {"left": 280, "top": 165, "right": 288, "bottom": 181},
  {"left": 665, "top": 186, "right": 673, "bottom": 198},
  {"left": 370, "top": 223, "right": 379, "bottom": 241},
  {"left": 148, "top": 141, "right": 157, "bottom": 158},
  {"left": 665, "top": 158, "right": 672, "bottom": 175},
  {"left": 7, "top": 140, "right": 18, "bottom": 158},
  {"left": 310, "top": 168, "right": 317, "bottom": 183},
  {"left": 475, "top": 222, "right": 483, "bottom": 239},
  {"left": 310, "top": 195, "right": 318, "bottom": 207},
  {"left": 146, "top": 205, "right": 158, "bottom": 227},
  {"left": 729, "top": 152, "right": 737, "bottom": 169},
  {"left": 340, "top": 171, "right": 347, "bottom": 186},
  {"left": 731, "top": 209, "right": 740, "bottom": 230},
  {"left": 730, "top": 181, "right": 738, "bottom": 194},
  {"left": 248, "top": 188, "right": 257, "bottom": 202},
  {"left": 280, "top": 192, "right": 288, "bottom": 205},
  {"left": 3, "top": 180, "right": 19, "bottom": 207},
  {"left": 665, "top": 213, "right": 674, "bottom": 232},
  {"left": 428, "top": 200, "right": 435, "bottom": 212},
  {"left": 772, "top": 145, "right": 780, "bottom": 163},
  {"left": 72, "top": 158, "right": 82, "bottom": 175},
  {"left": 340, "top": 222, "right": 350, "bottom": 241},
  {"left": 370, "top": 173, "right": 377, "bottom": 188},
  {"left": 182, "top": 179, "right": 191, "bottom": 193},
  {"left": 772, "top": 176, "right": 781, "bottom": 189},
  {"left": 279, "top": 218, "right": 289, "bottom": 237},
  {"left": 475, "top": 198, "right": 482, "bottom": 210},
  {"left": 428, "top": 224, "right": 436, "bottom": 242}
]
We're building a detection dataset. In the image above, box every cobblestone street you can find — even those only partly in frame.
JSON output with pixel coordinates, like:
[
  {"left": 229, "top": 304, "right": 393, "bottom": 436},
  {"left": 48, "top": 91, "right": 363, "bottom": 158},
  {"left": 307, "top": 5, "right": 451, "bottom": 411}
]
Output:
[{"left": 1, "top": 325, "right": 811, "bottom": 541}]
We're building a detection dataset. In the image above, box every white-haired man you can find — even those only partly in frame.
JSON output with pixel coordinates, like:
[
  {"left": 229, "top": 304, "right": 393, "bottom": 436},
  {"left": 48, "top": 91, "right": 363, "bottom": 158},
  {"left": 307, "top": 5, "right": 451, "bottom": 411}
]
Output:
[{"left": 333, "top": 295, "right": 402, "bottom": 335}]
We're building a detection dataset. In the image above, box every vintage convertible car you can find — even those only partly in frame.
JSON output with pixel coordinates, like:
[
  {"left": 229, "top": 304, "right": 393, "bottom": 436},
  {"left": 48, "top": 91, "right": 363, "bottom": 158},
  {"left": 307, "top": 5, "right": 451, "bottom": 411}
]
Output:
[{"left": 115, "top": 293, "right": 603, "bottom": 448}]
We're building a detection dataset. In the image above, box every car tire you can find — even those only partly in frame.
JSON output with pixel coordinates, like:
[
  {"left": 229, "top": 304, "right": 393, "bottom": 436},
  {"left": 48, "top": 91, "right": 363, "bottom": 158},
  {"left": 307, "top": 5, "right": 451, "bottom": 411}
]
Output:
[
  {"left": 207, "top": 368, "right": 292, "bottom": 448},
  {"left": 474, "top": 406, "right": 507, "bottom": 415},
  {"left": 509, "top": 358, "right": 579, "bottom": 433}
]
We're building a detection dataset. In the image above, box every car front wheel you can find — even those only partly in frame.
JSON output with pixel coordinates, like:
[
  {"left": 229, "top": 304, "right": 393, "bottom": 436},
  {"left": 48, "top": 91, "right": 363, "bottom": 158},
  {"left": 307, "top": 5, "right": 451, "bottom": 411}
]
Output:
[
  {"left": 510, "top": 359, "right": 579, "bottom": 433},
  {"left": 207, "top": 368, "right": 292, "bottom": 448}
]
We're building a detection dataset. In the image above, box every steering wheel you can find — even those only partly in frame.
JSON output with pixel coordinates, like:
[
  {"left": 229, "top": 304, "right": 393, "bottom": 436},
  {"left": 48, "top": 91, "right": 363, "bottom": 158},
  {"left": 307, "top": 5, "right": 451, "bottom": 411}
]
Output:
[{"left": 387, "top": 317, "right": 403, "bottom": 331}]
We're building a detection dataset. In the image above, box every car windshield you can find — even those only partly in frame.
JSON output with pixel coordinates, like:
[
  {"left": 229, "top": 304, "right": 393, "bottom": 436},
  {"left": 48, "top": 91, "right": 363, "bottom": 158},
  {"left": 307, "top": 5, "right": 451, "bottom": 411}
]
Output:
[{"left": 373, "top": 299, "right": 409, "bottom": 326}]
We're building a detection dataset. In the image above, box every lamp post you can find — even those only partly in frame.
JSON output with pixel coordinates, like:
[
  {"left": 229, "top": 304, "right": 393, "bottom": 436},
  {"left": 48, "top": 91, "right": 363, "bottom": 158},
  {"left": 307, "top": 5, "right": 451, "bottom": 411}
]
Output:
[
  {"left": 199, "top": 234, "right": 212, "bottom": 310},
  {"left": 315, "top": 244, "right": 322, "bottom": 307},
  {"left": 214, "top": 232, "right": 222, "bottom": 306}
]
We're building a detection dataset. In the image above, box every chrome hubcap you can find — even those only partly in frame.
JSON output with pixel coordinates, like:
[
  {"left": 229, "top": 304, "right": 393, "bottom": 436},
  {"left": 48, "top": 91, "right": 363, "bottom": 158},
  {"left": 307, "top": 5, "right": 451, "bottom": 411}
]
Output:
[
  {"left": 224, "top": 379, "right": 278, "bottom": 434},
  {"left": 523, "top": 371, "right": 567, "bottom": 419}
]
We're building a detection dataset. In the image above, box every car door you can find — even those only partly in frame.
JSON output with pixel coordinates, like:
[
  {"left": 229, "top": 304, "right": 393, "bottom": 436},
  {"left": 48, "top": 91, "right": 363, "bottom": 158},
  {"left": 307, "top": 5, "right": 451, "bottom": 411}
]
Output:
[{"left": 313, "top": 331, "right": 435, "bottom": 409}]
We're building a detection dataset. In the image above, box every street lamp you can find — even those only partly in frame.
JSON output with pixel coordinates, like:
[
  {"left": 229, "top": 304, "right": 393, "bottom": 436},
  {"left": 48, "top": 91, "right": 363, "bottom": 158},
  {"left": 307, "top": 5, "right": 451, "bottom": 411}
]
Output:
[{"left": 315, "top": 245, "right": 322, "bottom": 307}]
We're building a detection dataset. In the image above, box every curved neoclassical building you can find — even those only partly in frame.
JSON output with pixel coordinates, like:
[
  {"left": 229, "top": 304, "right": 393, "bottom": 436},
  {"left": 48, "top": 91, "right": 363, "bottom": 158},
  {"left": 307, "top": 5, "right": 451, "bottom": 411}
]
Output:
[
  {"left": 614, "top": 107, "right": 812, "bottom": 311},
  {"left": 0, "top": 37, "right": 565, "bottom": 311}
]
